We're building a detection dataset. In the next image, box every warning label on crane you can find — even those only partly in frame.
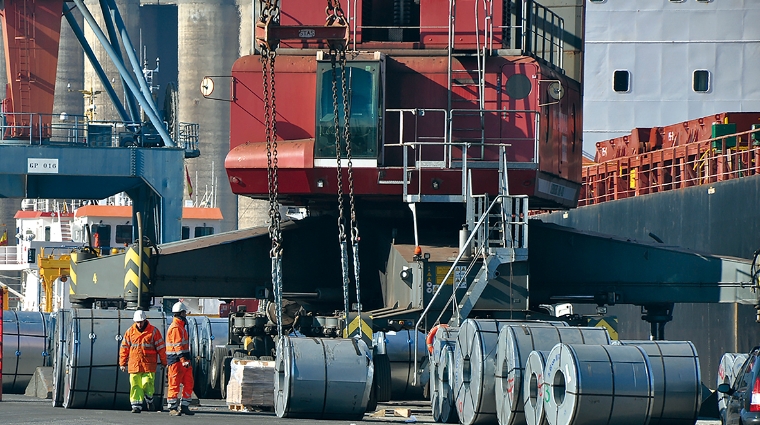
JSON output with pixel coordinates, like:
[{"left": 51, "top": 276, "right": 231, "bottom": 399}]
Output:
[{"left": 435, "top": 265, "right": 467, "bottom": 289}]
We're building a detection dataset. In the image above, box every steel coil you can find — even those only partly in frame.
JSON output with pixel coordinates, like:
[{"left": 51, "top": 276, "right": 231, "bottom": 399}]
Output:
[
  {"left": 195, "top": 316, "right": 229, "bottom": 396},
  {"left": 384, "top": 329, "right": 428, "bottom": 400},
  {"left": 2, "top": 311, "right": 51, "bottom": 394},
  {"left": 52, "top": 310, "right": 72, "bottom": 407},
  {"left": 430, "top": 326, "right": 458, "bottom": 423},
  {"left": 617, "top": 340, "right": 701, "bottom": 425},
  {"left": 61, "top": 309, "right": 167, "bottom": 410},
  {"left": 544, "top": 343, "right": 653, "bottom": 425},
  {"left": 717, "top": 352, "right": 748, "bottom": 414},
  {"left": 496, "top": 324, "right": 601, "bottom": 425},
  {"left": 454, "top": 319, "right": 519, "bottom": 425},
  {"left": 434, "top": 344, "right": 459, "bottom": 423},
  {"left": 274, "top": 336, "right": 373, "bottom": 419},
  {"left": 523, "top": 350, "right": 550, "bottom": 425}
]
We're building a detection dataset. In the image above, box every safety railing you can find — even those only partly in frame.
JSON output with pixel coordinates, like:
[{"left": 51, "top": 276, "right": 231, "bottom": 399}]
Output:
[
  {"left": 0, "top": 246, "right": 19, "bottom": 265},
  {"left": 383, "top": 108, "right": 538, "bottom": 201},
  {"left": 178, "top": 122, "right": 200, "bottom": 155},
  {"left": 0, "top": 111, "right": 200, "bottom": 156},
  {"left": 581, "top": 128, "right": 760, "bottom": 205},
  {"left": 411, "top": 192, "right": 516, "bottom": 384}
]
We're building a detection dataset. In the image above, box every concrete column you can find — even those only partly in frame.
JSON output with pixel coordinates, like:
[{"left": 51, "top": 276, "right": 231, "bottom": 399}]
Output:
[
  {"left": 55, "top": 7, "right": 86, "bottom": 118},
  {"left": 178, "top": 0, "right": 240, "bottom": 232},
  {"left": 235, "top": 0, "right": 270, "bottom": 230}
]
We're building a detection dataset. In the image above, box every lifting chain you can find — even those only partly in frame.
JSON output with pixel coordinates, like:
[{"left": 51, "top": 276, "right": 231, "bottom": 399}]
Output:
[
  {"left": 329, "top": 11, "right": 362, "bottom": 337},
  {"left": 259, "top": 0, "right": 283, "bottom": 341},
  {"left": 325, "top": 0, "right": 347, "bottom": 27}
]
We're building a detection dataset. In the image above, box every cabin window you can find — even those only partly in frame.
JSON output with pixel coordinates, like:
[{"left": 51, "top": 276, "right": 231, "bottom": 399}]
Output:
[
  {"left": 505, "top": 74, "right": 532, "bottom": 99},
  {"left": 44, "top": 226, "right": 51, "bottom": 242},
  {"left": 693, "top": 70, "right": 710, "bottom": 92},
  {"left": 613, "top": 70, "right": 630, "bottom": 93},
  {"left": 91, "top": 224, "right": 111, "bottom": 247},
  {"left": 315, "top": 61, "right": 381, "bottom": 159},
  {"left": 588, "top": 0, "right": 606, "bottom": 3},
  {"left": 115, "top": 225, "right": 132, "bottom": 245},
  {"left": 194, "top": 226, "right": 214, "bottom": 237},
  {"left": 182, "top": 226, "right": 190, "bottom": 240}
]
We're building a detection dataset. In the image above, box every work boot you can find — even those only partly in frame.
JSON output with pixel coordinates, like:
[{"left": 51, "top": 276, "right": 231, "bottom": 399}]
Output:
[
  {"left": 144, "top": 397, "right": 154, "bottom": 412},
  {"left": 131, "top": 407, "right": 141, "bottom": 413},
  {"left": 169, "top": 401, "right": 181, "bottom": 416},
  {"left": 180, "top": 405, "right": 195, "bottom": 416}
]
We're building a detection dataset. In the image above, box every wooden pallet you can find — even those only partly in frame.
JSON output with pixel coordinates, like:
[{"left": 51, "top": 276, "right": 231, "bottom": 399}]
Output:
[{"left": 227, "top": 404, "right": 273, "bottom": 412}]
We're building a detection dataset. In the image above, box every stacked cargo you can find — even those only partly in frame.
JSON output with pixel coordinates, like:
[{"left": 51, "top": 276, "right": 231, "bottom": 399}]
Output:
[
  {"left": 225, "top": 358, "right": 275, "bottom": 409},
  {"left": 581, "top": 112, "right": 760, "bottom": 205}
]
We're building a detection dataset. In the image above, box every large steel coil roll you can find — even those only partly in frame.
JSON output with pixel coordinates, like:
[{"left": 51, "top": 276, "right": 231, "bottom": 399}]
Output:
[
  {"left": 201, "top": 317, "right": 229, "bottom": 396},
  {"left": 274, "top": 336, "right": 373, "bottom": 419},
  {"left": 384, "top": 329, "right": 428, "bottom": 400},
  {"left": 718, "top": 352, "right": 749, "bottom": 414},
  {"left": 617, "top": 340, "right": 701, "bottom": 425},
  {"left": 454, "top": 319, "right": 519, "bottom": 425},
  {"left": 496, "top": 325, "right": 610, "bottom": 425},
  {"left": 544, "top": 343, "right": 653, "bottom": 425},
  {"left": 61, "top": 309, "right": 167, "bottom": 410},
  {"left": 52, "top": 310, "right": 72, "bottom": 407},
  {"left": 430, "top": 326, "right": 458, "bottom": 423},
  {"left": 434, "top": 344, "right": 459, "bottom": 423},
  {"left": 2, "top": 311, "right": 51, "bottom": 394},
  {"left": 522, "top": 350, "right": 550, "bottom": 425}
]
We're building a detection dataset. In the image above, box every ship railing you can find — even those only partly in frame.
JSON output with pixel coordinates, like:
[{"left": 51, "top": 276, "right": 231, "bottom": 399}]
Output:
[
  {"left": 581, "top": 127, "right": 760, "bottom": 205},
  {"left": 0, "top": 246, "right": 19, "bottom": 265}
]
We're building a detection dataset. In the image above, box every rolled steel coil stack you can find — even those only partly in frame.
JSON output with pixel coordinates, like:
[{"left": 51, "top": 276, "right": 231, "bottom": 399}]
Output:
[
  {"left": 58, "top": 308, "right": 167, "bottom": 410},
  {"left": 616, "top": 340, "right": 701, "bottom": 425},
  {"left": 717, "top": 352, "right": 749, "bottom": 414},
  {"left": 2, "top": 311, "right": 51, "bottom": 394},
  {"left": 543, "top": 343, "right": 654, "bottom": 425},
  {"left": 274, "top": 336, "right": 373, "bottom": 420},
  {"left": 495, "top": 324, "right": 608, "bottom": 425},
  {"left": 453, "top": 320, "right": 563, "bottom": 425},
  {"left": 522, "top": 350, "right": 550, "bottom": 425},
  {"left": 193, "top": 316, "right": 229, "bottom": 397},
  {"left": 383, "top": 329, "right": 428, "bottom": 400},
  {"left": 429, "top": 326, "right": 459, "bottom": 423}
]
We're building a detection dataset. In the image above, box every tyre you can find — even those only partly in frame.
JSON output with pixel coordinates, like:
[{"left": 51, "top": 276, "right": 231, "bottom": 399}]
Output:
[
  {"left": 220, "top": 356, "right": 233, "bottom": 400},
  {"left": 374, "top": 354, "right": 392, "bottom": 402},
  {"left": 209, "top": 346, "right": 228, "bottom": 390}
]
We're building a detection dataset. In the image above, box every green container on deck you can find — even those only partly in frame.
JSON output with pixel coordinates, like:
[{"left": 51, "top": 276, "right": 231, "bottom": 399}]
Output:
[
  {"left": 711, "top": 123, "right": 737, "bottom": 151},
  {"left": 751, "top": 124, "right": 760, "bottom": 146}
]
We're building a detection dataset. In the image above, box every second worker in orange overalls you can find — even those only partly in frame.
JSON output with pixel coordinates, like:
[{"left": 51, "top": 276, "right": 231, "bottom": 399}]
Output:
[{"left": 166, "top": 302, "right": 194, "bottom": 416}]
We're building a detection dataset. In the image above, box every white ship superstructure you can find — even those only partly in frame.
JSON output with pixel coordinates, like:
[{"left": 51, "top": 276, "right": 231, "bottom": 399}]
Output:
[{"left": 583, "top": 0, "right": 760, "bottom": 152}]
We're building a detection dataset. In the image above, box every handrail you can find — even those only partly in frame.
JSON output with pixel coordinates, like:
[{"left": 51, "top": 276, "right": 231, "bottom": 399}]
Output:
[{"left": 412, "top": 193, "right": 505, "bottom": 385}]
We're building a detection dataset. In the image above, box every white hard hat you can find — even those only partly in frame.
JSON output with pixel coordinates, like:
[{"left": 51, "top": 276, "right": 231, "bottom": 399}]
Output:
[
  {"left": 133, "top": 310, "right": 147, "bottom": 322},
  {"left": 172, "top": 302, "right": 188, "bottom": 313}
]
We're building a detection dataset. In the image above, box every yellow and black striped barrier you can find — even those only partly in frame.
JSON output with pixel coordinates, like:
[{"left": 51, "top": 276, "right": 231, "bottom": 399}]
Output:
[
  {"left": 124, "top": 245, "right": 151, "bottom": 305},
  {"left": 586, "top": 316, "right": 619, "bottom": 340},
  {"left": 343, "top": 314, "right": 373, "bottom": 345}
]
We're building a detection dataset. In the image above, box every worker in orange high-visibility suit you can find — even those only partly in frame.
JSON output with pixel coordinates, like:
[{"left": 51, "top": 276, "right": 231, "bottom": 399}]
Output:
[
  {"left": 166, "top": 302, "right": 194, "bottom": 416},
  {"left": 119, "top": 309, "right": 167, "bottom": 413}
]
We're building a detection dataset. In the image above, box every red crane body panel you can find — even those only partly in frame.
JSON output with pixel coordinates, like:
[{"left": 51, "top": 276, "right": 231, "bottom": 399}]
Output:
[{"left": 0, "top": 0, "right": 64, "bottom": 139}]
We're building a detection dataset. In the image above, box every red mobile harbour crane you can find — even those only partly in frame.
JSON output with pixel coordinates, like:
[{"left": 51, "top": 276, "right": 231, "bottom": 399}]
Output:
[{"left": 67, "top": 0, "right": 759, "bottom": 420}]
